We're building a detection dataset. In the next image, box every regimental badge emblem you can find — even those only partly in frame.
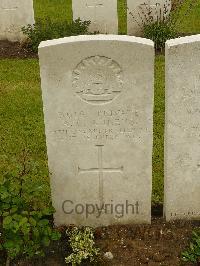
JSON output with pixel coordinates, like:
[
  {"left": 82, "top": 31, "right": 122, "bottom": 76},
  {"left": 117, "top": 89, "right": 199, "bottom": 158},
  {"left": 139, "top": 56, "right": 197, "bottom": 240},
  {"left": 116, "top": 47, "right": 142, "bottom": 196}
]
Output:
[{"left": 72, "top": 56, "right": 123, "bottom": 105}]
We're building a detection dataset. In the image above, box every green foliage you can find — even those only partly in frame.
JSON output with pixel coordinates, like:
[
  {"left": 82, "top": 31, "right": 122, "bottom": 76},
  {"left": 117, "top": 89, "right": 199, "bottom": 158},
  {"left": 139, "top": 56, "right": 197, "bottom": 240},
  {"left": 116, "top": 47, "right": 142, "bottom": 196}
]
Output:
[
  {"left": 0, "top": 57, "right": 166, "bottom": 205},
  {"left": 0, "top": 150, "right": 61, "bottom": 260},
  {"left": 152, "top": 55, "right": 165, "bottom": 204},
  {"left": 33, "top": 0, "right": 127, "bottom": 35},
  {"left": 128, "top": 0, "right": 177, "bottom": 50},
  {"left": 182, "top": 230, "right": 200, "bottom": 263},
  {"left": 143, "top": 21, "right": 177, "bottom": 51},
  {"left": 141, "top": 0, "right": 177, "bottom": 51},
  {"left": 65, "top": 227, "right": 100, "bottom": 265},
  {"left": 142, "top": 0, "right": 200, "bottom": 51},
  {"left": 22, "top": 18, "right": 91, "bottom": 53}
]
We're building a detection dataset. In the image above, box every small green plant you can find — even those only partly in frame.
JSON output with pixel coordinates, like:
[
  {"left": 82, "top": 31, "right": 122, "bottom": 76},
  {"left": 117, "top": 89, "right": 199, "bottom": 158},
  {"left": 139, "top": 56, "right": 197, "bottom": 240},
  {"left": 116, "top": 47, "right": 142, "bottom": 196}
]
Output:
[
  {"left": 0, "top": 149, "right": 61, "bottom": 265},
  {"left": 65, "top": 227, "right": 100, "bottom": 265},
  {"left": 182, "top": 230, "right": 200, "bottom": 263},
  {"left": 146, "top": 1, "right": 176, "bottom": 51},
  {"left": 143, "top": 20, "right": 176, "bottom": 51},
  {"left": 128, "top": 0, "right": 176, "bottom": 51},
  {"left": 129, "top": 0, "right": 199, "bottom": 51},
  {"left": 22, "top": 18, "right": 91, "bottom": 53}
]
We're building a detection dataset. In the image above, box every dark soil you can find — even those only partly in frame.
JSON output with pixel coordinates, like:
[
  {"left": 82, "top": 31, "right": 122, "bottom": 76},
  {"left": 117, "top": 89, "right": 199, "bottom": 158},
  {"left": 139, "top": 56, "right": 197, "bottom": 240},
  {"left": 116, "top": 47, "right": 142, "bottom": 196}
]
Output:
[
  {"left": 96, "top": 218, "right": 200, "bottom": 266},
  {"left": 0, "top": 41, "right": 37, "bottom": 59},
  {"left": 0, "top": 41, "right": 200, "bottom": 266},
  {"left": 1, "top": 218, "right": 200, "bottom": 266}
]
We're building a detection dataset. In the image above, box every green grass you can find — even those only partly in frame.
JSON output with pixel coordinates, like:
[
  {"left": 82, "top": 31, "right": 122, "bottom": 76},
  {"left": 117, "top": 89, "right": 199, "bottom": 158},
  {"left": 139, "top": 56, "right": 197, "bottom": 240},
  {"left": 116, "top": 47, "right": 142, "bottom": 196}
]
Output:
[
  {"left": 153, "top": 56, "right": 165, "bottom": 204},
  {"left": 173, "top": 0, "right": 200, "bottom": 34},
  {"left": 0, "top": 60, "right": 44, "bottom": 161},
  {"left": 33, "top": 0, "right": 127, "bottom": 34},
  {"left": 33, "top": 0, "right": 72, "bottom": 23},
  {"left": 118, "top": 0, "right": 127, "bottom": 34},
  {"left": 0, "top": 60, "right": 50, "bottom": 201},
  {"left": 33, "top": 0, "right": 200, "bottom": 35},
  {"left": 0, "top": 57, "right": 165, "bottom": 204},
  {"left": 1, "top": 0, "right": 200, "bottom": 205}
]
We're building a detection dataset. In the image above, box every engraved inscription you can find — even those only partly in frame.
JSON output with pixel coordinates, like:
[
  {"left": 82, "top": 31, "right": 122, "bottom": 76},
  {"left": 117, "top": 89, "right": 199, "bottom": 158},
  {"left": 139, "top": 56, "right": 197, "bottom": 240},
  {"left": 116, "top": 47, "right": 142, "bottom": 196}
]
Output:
[
  {"left": 86, "top": 0, "right": 104, "bottom": 23},
  {"left": 78, "top": 145, "right": 123, "bottom": 204},
  {"left": 72, "top": 56, "right": 123, "bottom": 105},
  {"left": 52, "top": 106, "right": 142, "bottom": 142},
  {"left": 0, "top": 1, "right": 19, "bottom": 35},
  {"left": 170, "top": 76, "right": 200, "bottom": 139},
  {"left": 0, "top": 3, "right": 18, "bottom": 11}
]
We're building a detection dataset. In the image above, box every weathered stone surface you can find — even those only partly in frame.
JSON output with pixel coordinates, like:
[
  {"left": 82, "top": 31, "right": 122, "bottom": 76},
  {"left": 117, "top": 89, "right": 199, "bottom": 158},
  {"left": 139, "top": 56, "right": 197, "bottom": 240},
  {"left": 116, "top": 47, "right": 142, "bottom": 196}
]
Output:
[
  {"left": 0, "top": 0, "right": 35, "bottom": 42},
  {"left": 72, "top": 0, "right": 118, "bottom": 34},
  {"left": 164, "top": 35, "right": 200, "bottom": 221},
  {"left": 127, "top": 0, "right": 171, "bottom": 36},
  {"left": 39, "top": 35, "right": 154, "bottom": 227}
]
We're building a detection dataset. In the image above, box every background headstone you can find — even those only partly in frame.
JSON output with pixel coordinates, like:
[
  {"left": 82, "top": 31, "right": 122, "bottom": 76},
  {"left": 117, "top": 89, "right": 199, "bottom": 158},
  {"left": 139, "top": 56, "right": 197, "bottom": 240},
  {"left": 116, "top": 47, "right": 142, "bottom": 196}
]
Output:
[
  {"left": 72, "top": 0, "right": 118, "bottom": 34},
  {"left": 127, "top": 0, "right": 171, "bottom": 36},
  {"left": 0, "top": 0, "right": 35, "bottom": 42},
  {"left": 164, "top": 35, "right": 200, "bottom": 221},
  {"left": 39, "top": 35, "right": 154, "bottom": 227}
]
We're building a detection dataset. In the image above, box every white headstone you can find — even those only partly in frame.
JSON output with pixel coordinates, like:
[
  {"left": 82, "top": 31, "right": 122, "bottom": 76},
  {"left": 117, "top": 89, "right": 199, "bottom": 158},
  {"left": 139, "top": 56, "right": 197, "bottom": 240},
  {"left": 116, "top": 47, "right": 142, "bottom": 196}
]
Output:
[
  {"left": 164, "top": 35, "right": 200, "bottom": 221},
  {"left": 72, "top": 0, "right": 118, "bottom": 34},
  {"left": 127, "top": 0, "right": 171, "bottom": 36},
  {"left": 39, "top": 35, "right": 154, "bottom": 227},
  {"left": 0, "top": 0, "right": 35, "bottom": 42}
]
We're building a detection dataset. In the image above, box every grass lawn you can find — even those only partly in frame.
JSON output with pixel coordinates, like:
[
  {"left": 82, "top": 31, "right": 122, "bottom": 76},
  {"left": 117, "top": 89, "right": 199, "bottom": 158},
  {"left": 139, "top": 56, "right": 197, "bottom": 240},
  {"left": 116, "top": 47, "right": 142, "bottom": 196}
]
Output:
[
  {"left": 33, "top": 0, "right": 200, "bottom": 34},
  {"left": 33, "top": 0, "right": 128, "bottom": 34},
  {"left": 33, "top": 0, "right": 73, "bottom": 23},
  {"left": 174, "top": 0, "right": 200, "bottom": 34},
  {"left": 0, "top": 56, "right": 165, "bottom": 205},
  {"left": 1, "top": 0, "right": 200, "bottom": 205},
  {"left": 0, "top": 60, "right": 51, "bottom": 204}
]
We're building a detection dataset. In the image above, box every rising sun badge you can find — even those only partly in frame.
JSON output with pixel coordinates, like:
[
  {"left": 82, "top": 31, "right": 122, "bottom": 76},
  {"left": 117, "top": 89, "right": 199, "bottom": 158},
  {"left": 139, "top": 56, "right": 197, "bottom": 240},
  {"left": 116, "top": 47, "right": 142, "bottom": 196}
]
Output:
[{"left": 72, "top": 56, "right": 123, "bottom": 105}]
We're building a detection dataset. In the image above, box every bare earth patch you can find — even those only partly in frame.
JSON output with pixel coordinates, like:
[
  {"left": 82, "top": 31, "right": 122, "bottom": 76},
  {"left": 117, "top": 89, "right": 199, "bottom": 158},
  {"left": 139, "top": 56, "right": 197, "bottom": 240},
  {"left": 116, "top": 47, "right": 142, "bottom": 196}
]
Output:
[
  {"left": 0, "top": 41, "right": 199, "bottom": 266},
  {"left": 0, "top": 41, "right": 37, "bottom": 59},
  {"left": 1, "top": 218, "right": 199, "bottom": 265}
]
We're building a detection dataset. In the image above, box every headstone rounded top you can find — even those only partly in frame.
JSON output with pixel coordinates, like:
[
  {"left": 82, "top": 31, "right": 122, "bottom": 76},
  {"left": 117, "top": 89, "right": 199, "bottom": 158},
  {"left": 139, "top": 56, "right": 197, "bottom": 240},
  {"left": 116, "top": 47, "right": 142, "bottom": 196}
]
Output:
[
  {"left": 166, "top": 34, "right": 200, "bottom": 47},
  {"left": 39, "top": 32, "right": 154, "bottom": 227},
  {"left": 39, "top": 35, "right": 154, "bottom": 49}
]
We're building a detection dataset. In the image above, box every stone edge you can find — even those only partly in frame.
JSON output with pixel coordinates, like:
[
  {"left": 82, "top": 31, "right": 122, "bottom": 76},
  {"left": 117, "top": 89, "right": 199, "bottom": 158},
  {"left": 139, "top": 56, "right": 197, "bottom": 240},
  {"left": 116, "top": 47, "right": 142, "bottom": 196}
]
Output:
[
  {"left": 166, "top": 34, "right": 200, "bottom": 48},
  {"left": 38, "top": 35, "right": 154, "bottom": 50}
]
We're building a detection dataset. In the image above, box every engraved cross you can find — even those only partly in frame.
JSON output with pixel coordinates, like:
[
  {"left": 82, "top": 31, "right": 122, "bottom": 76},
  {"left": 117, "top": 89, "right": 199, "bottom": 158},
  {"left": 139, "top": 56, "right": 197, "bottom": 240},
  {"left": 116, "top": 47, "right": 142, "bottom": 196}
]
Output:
[{"left": 78, "top": 145, "right": 124, "bottom": 205}]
